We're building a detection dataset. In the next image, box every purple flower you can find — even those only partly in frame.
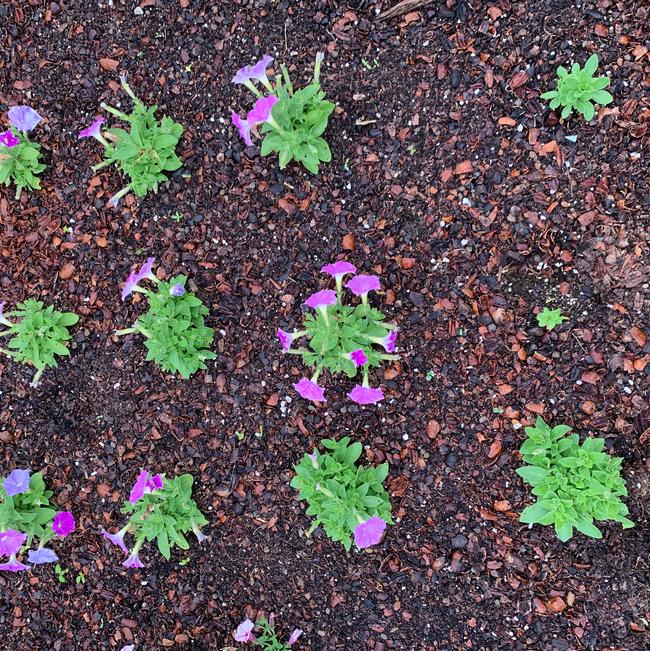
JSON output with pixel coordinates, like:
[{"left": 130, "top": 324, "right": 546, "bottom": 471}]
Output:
[
  {"left": 121, "top": 257, "right": 156, "bottom": 301},
  {"left": 346, "top": 274, "right": 381, "bottom": 297},
  {"left": 232, "top": 55, "right": 274, "bottom": 85},
  {"left": 288, "top": 629, "right": 303, "bottom": 645},
  {"left": 247, "top": 95, "right": 278, "bottom": 125},
  {"left": 294, "top": 377, "right": 326, "bottom": 403},
  {"left": 3, "top": 468, "right": 31, "bottom": 497},
  {"left": 101, "top": 528, "right": 129, "bottom": 554},
  {"left": 8, "top": 105, "right": 42, "bottom": 132},
  {"left": 231, "top": 111, "right": 253, "bottom": 147},
  {"left": 382, "top": 330, "right": 397, "bottom": 353},
  {"left": 349, "top": 349, "right": 368, "bottom": 367},
  {"left": 234, "top": 619, "right": 256, "bottom": 643},
  {"left": 304, "top": 289, "right": 337, "bottom": 310},
  {"left": 27, "top": 547, "right": 59, "bottom": 564},
  {"left": 123, "top": 550, "right": 144, "bottom": 569},
  {"left": 129, "top": 470, "right": 163, "bottom": 504},
  {"left": 0, "top": 555, "right": 29, "bottom": 572},
  {"left": 170, "top": 283, "right": 186, "bottom": 297},
  {"left": 354, "top": 516, "right": 386, "bottom": 549},
  {"left": 52, "top": 511, "right": 75, "bottom": 537},
  {"left": 348, "top": 385, "right": 384, "bottom": 405},
  {"left": 0, "top": 530, "right": 26, "bottom": 557},
  {"left": 277, "top": 328, "right": 295, "bottom": 352},
  {"left": 0, "top": 129, "right": 19, "bottom": 148},
  {"left": 78, "top": 116, "right": 105, "bottom": 141},
  {"left": 321, "top": 261, "right": 357, "bottom": 278}
]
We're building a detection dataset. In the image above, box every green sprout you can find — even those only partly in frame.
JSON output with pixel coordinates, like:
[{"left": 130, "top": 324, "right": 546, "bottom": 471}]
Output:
[
  {"left": 55, "top": 564, "right": 69, "bottom": 583},
  {"left": 536, "top": 307, "right": 567, "bottom": 331},
  {"left": 75, "top": 571, "right": 86, "bottom": 584},
  {"left": 170, "top": 210, "right": 184, "bottom": 222}
]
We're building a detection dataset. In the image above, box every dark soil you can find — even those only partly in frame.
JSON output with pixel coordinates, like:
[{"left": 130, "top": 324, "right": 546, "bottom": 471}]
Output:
[{"left": 0, "top": 1, "right": 648, "bottom": 650}]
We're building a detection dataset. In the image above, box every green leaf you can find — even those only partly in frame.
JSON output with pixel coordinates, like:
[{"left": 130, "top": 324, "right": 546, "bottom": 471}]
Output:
[
  {"left": 583, "top": 54, "right": 599, "bottom": 76},
  {"left": 536, "top": 307, "right": 566, "bottom": 330},
  {"left": 516, "top": 465, "right": 549, "bottom": 485}
]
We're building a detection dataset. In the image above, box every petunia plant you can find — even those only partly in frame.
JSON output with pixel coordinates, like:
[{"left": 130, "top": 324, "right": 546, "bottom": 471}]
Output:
[
  {"left": 277, "top": 262, "right": 398, "bottom": 405},
  {"left": 78, "top": 75, "right": 183, "bottom": 207},
  {"left": 234, "top": 614, "right": 302, "bottom": 649},
  {"left": 231, "top": 53, "right": 336, "bottom": 174},
  {"left": 101, "top": 470, "right": 208, "bottom": 569},
  {"left": 115, "top": 257, "right": 215, "bottom": 378},
  {"left": 0, "top": 299, "right": 79, "bottom": 387},
  {"left": 536, "top": 307, "right": 566, "bottom": 331},
  {"left": 0, "top": 468, "right": 76, "bottom": 572},
  {"left": 0, "top": 105, "right": 46, "bottom": 199},
  {"left": 291, "top": 436, "right": 392, "bottom": 551}
]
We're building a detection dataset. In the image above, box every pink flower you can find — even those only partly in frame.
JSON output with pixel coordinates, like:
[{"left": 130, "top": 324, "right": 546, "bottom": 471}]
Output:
[
  {"left": 0, "top": 555, "right": 29, "bottom": 572},
  {"left": 52, "top": 511, "right": 75, "bottom": 537},
  {"left": 277, "top": 328, "right": 294, "bottom": 352},
  {"left": 129, "top": 470, "right": 163, "bottom": 504},
  {"left": 247, "top": 95, "right": 278, "bottom": 125},
  {"left": 349, "top": 349, "right": 368, "bottom": 367},
  {"left": 294, "top": 377, "right": 326, "bottom": 403},
  {"left": 346, "top": 274, "right": 381, "bottom": 297},
  {"left": 8, "top": 105, "right": 42, "bottom": 132},
  {"left": 288, "top": 629, "right": 303, "bottom": 645},
  {"left": 121, "top": 257, "right": 156, "bottom": 300},
  {"left": 123, "top": 550, "right": 144, "bottom": 569},
  {"left": 232, "top": 55, "right": 274, "bottom": 85},
  {"left": 78, "top": 116, "right": 105, "bottom": 141},
  {"left": 234, "top": 618, "right": 256, "bottom": 642},
  {"left": 348, "top": 385, "right": 384, "bottom": 405},
  {"left": 0, "top": 129, "right": 19, "bottom": 148},
  {"left": 321, "top": 261, "right": 356, "bottom": 278},
  {"left": 0, "top": 529, "right": 26, "bottom": 557},
  {"left": 101, "top": 527, "right": 129, "bottom": 554},
  {"left": 231, "top": 111, "right": 253, "bottom": 147},
  {"left": 354, "top": 516, "right": 386, "bottom": 549},
  {"left": 304, "top": 289, "right": 337, "bottom": 310}
]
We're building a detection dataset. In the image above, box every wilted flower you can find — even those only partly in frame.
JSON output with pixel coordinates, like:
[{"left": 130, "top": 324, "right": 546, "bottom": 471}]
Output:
[
  {"left": 304, "top": 289, "right": 337, "bottom": 310},
  {"left": 349, "top": 349, "right": 368, "bottom": 367},
  {"left": 232, "top": 55, "right": 274, "bottom": 87},
  {"left": 121, "top": 257, "right": 156, "bottom": 301},
  {"left": 0, "top": 555, "right": 29, "bottom": 572},
  {"left": 294, "top": 377, "right": 326, "bottom": 403},
  {"left": 123, "top": 550, "right": 144, "bottom": 569},
  {"left": 27, "top": 547, "right": 59, "bottom": 564},
  {"left": 308, "top": 451, "right": 319, "bottom": 469},
  {"left": 0, "top": 129, "right": 19, "bottom": 148},
  {"left": 78, "top": 116, "right": 106, "bottom": 141},
  {"left": 354, "top": 516, "right": 386, "bottom": 549},
  {"left": 0, "top": 529, "right": 26, "bottom": 557},
  {"left": 101, "top": 526, "right": 130, "bottom": 554},
  {"left": 192, "top": 523, "right": 207, "bottom": 543},
  {"left": 107, "top": 186, "right": 131, "bottom": 209},
  {"left": 52, "top": 511, "right": 75, "bottom": 537},
  {"left": 383, "top": 330, "right": 397, "bottom": 352},
  {"left": 3, "top": 468, "right": 31, "bottom": 497},
  {"left": 129, "top": 470, "right": 163, "bottom": 504},
  {"left": 348, "top": 384, "right": 384, "bottom": 405},
  {"left": 321, "top": 261, "right": 356, "bottom": 279},
  {"left": 8, "top": 105, "right": 42, "bottom": 132},
  {"left": 234, "top": 619, "right": 256, "bottom": 643},
  {"left": 346, "top": 274, "right": 381, "bottom": 297},
  {"left": 231, "top": 111, "right": 253, "bottom": 147},
  {"left": 170, "top": 283, "right": 186, "bottom": 298},
  {"left": 288, "top": 629, "right": 303, "bottom": 645}
]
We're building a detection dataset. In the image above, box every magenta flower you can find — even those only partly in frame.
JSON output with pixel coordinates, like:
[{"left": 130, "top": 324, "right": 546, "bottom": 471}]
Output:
[
  {"left": 382, "top": 330, "right": 397, "bottom": 353},
  {"left": 304, "top": 289, "right": 337, "bottom": 310},
  {"left": 3, "top": 468, "right": 31, "bottom": 497},
  {"left": 170, "top": 283, "right": 186, "bottom": 297},
  {"left": 354, "top": 516, "right": 386, "bottom": 549},
  {"left": 123, "top": 550, "right": 144, "bottom": 569},
  {"left": 234, "top": 619, "right": 256, "bottom": 643},
  {"left": 247, "top": 95, "right": 278, "bottom": 125},
  {"left": 346, "top": 274, "right": 381, "bottom": 297},
  {"left": 129, "top": 470, "right": 163, "bottom": 504},
  {"left": 294, "top": 377, "right": 326, "bottom": 403},
  {"left": 321, "top": 261, "right": 357, "bottom": 278},
  {"left": 52, "top": 511, "right": 75, "bottom": 537},
  {"left": 231, "top": 111, "right": 253, "bottom": 147},
  {"left": 277, "top": 328, "right": 295, "bottom": 352},
  {"left": 8, "top": 105, "right": 42, "bottom": 132},
  {"left": 348, "top": 384, "right": 384, "bottom": 405},
  {"left": 288, "top": 629, "right": 303, "bottom": 645},
  {"left": 0, "top": 530, "right": 26, "bottom": 557},
  {"left": 232, "top": 55, "right": 274, "bottom": 85},
  {"left": 101, "top": 527, "right": 129, "bottom": 554},
  {"left": 28, "top": 547, "right": 58, "bottom": 564},
  {"left": 0, "top": 555, "right": 29, "bottom": 572},
  {"left": 78, "top": 116, "right": 105, "bottom": 141},
  {"left": 0, "top": 129, "right": 19, "bottom": 148},
  {"left": 349, "top": 349, "right": 368, "bottom": 367},
  {"left": 121, "top": 257, "right": 156, "bottom": 300}
]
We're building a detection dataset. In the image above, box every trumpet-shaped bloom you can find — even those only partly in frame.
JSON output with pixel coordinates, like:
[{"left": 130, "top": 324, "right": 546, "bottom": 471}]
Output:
[
  {"left": 321, "top": 261, "right": 357, "bottom": 278},
  {"left": 294, "top": 377, "right": 326, "bottom": 403},
  {"left": 232, "top": 55, "right": 274, "bottom": 85},
  {"left": 192, "top": 523, "right": 207, "bottom": 543},
  {"left": 129, "top": 470, "right": 163, "bottom": 504},
  {"left": 354, "top": 516, "right": 386, "bottom": 548},
  {"left": 247, "top": 95, "right": 278, "bottom": 125},
  {"left": 8, "top": 105, "right": 42, "bottom": 132},
  {"left": 3, "top": 468, "right": 31, "bottom": 496},
  {"left": 231, "top": 111, "right": 253, "bottom": 147},
  {"left": 101, "top": 528, "right": 129, "bottom": 554},
  {"left": 277, "top": 328, "right": 295, "bottom": 352},
  {"left": 121, "top": 257, "right": 156, "bottom": 301},
  {"left": 0, "top": 129, "right": 19, "bottom": 148},
  {"left": 349, "top": 349, "right": 368, "bottom": 367},
  {"left": 304, "top": 289, "right": 337, "bottom": 310},
  {"left": 288, "top": 629, "right": 303, "bottom": 645},
  {"left": 382, "top": 330, "right": 397, "bottom": 353},
  {"left": 170, "top": 283, "right": 186, "bottom": 297},
  {"left": 123, "top": 550, "right": 144, "bottom": 568},
  {"left": 234, "top": 619, "right": 256, "bottom": 642},
  {"left": 0, "top": 530, "right": 26, "bottom": 557},
  {"left": 0, "top": 555, "right": 29, "bottom": 572},
  {"left": 78, "top": 116, "right": 105, "bottom": 141},
  {"left": 52, "top": 511, "right": 75, "bottom": 537},
  {"left": 346, "top": 274, "right": 381, "bottom": 297},
  {"left": 348, "top": 384, "right": 384, "bottom": 405},
  {"left": 28, "top": 547, "right": 58, "bottom": 564}
]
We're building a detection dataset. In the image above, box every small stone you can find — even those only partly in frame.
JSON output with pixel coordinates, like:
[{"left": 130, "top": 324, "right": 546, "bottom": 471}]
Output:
[{"left": 451, "top": 534, "right": 468, "bottom": 549}]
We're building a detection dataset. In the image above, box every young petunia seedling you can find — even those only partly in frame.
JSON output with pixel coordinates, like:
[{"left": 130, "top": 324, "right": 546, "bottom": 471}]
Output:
[
  {"left": 536, "top": 307, "right": 567, "bottom": 331},
  {"left": 234, "top": 614, "right": 302, "bottom": 649}
]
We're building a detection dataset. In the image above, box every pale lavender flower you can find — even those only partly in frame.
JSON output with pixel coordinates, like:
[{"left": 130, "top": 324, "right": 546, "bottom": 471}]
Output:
[
  {"left": 170, "top": 283, "right": 186, "bottom": 297},
  {"left": 294, "top": 377, "right": 326, "bottom": 403},
  {"left": 349, "top": 349, "right": 368, "bottom": 367},
  {"left": 0, "top": 129, "right": 19, "bottom": 148},
  {"left": 123, "top": 550, "right": 144, "bottom": 569},
  {"left": 232, "top": 55, "right": 274, "bottom": 85},
  {"left": 108, "top": 186, "right": 131, "bottom": 208},
  {"left": 28, "top": 547, "right": 59, "bottom": 564},
  {"left": 101, "top": 527, "right": 129, "bottom": 554},
  {"left": 78, "top": 116, "right": 105, "bottom": 141},
  {"left": 231, "top": 111, "right": 253, "bottom": 146},
  {"left": 52, "top": 511, "right": 75, "bottom": 537},
  {"left": 304, "top": 289, "right": 337, "bottom": 310},
  {"left": 321, "top": 261, "right": 357, "bottom": 279},
  {"left": 120, "top": 646, "right": 135, "bottom": 651},
  {"left": 8, "top": 105, "right": 42, "bottom": 132},
  {"left": 247, "top": 95, "right": 278, "bottom": 125},
  {"left": 121, "top": 257, "right": 156, "bottom": 301},
  {"left": 346, "top": 274, "right": 381, "bottom": 297},
  {"left": 3, "top": 468, "right": 30, "bottom": 497},
  {"left": 382, "top": 330, "right": 397, "bottom": 353},
  {"left": 0, "top": 530, "right": 26, "bottom": 557},
  {"left": 354, "top": 516, "right": 386, "bottom": 549},
  {"left": 129, "top": 470, "right": 163, "bottom": 504},
  {"left": 288, "top": 629, "right": 303, "bottom": 645},
  {"left": 0, "top": 555, "right": 29, "bottom": 572},
  {"left": 234, "top": 619, "right": 256, "bottom": 643},
  {"left": 308, "top": 451, "right": 319, "bottom": 469},
  {"left": 192, "top": 523, "right": 207, "bottom": 543},
  {"left": 348, "top": 385, "right": 384, "bottom": 405}
]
